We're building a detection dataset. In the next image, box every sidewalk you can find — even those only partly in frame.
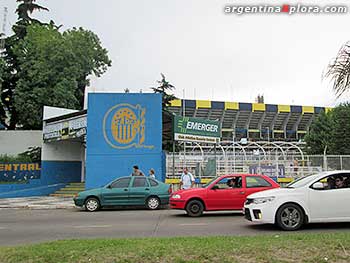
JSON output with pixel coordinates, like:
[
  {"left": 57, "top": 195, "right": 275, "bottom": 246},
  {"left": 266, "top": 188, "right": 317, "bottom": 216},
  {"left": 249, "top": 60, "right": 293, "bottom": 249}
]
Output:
[{"left": 0, "top": 196, "right": 76, "bottom": 209}]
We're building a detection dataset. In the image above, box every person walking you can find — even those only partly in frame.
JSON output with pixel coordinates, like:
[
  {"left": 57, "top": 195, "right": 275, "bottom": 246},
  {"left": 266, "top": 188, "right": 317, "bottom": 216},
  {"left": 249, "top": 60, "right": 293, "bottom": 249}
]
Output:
[
  {"left": 149, "top": 169, "right": 156, "bottom": 179},
  {"left": 180, "top": 168, "right": 195, "bottom": 190},
  {"left": 131, "top": 165, "right": 144, "bottom": 176}
]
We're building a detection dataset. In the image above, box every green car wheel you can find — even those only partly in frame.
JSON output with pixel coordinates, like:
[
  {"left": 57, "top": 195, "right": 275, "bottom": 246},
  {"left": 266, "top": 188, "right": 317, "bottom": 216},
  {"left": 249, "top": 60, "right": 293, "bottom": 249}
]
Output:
[
  {"left": 85, "top": 197, "right": 100, "bottom": 212},
  {"left": 146, "top": 196, "right": 160, "bottom": 210}
]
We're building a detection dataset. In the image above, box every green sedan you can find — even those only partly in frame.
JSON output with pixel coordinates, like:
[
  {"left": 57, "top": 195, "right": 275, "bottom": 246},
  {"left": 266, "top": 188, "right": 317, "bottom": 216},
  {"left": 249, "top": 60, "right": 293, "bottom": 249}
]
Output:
[{"left": 74, "top": 176, "right": 171, "bottom": 212}]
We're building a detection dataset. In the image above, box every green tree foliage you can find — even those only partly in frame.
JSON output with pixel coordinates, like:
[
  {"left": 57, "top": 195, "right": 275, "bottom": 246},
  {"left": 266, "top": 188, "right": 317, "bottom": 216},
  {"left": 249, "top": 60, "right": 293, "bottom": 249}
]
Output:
[
  {"left": 305, "top": 103, "right": 350, "bottom": 155},
  {"left": 151, "top": 73, "right": 177, "bottom": 109},
  {"left": 329, "top": 104, "right": 350, "bottom": 154},
  {"left": 12, "top": 25, "right": 111, "bottom": 129},
  {"left": 304, "top": 111, "right": 333, "bottom": 154},
  {"left": 0, "top": 1, "right": 111, "bottom": 129},
  {"left": 0, "top": 0, "right": 49, "bottom": 129}
]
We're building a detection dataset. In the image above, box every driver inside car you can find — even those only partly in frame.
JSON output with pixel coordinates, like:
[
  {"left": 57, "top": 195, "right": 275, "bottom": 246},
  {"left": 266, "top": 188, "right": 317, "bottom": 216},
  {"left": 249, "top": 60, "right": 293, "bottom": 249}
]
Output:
[{"left": 334, "top": 176, "right": 345, "bottom": 189}]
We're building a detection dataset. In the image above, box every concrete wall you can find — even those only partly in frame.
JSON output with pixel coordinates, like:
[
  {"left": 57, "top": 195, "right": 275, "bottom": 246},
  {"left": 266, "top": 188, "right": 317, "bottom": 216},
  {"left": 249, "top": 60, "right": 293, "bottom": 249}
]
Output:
[
  {"left": 0, "top": 131, "right": 42, "bottom": 155},
  {"left": 40, "top": 140, "right": 83, "bottom": 190},
  {"left": 42, "top": 140, "right": 83, "bottom": 161},
  {"left": 0, "top": 139, "right": 83, "bottom": 198},
  {"left": 0, "top": 106, "right": 84, "bottom": 198},
  {"left": 86, "top": 93, "right": 163, "bottom": 189}
]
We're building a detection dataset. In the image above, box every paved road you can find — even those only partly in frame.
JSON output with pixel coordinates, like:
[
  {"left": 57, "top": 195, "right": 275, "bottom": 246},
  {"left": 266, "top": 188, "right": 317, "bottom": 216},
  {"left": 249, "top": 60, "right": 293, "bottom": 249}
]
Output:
[{"left": 1, "top": 208, "right": 350, "bottom": 246}]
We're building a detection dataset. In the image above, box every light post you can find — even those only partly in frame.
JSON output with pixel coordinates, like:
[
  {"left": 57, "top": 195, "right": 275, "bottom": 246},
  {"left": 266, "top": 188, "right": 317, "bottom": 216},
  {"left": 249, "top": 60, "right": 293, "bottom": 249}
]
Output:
[
  {"left": 183, "top": 89, "right": 186, "bottom": 169},
  {"left": 266, "top": 126, "right": 270, "bottom": 160},
  {"left": 232, "top": 131, "right": 235, "bottom": 173}
]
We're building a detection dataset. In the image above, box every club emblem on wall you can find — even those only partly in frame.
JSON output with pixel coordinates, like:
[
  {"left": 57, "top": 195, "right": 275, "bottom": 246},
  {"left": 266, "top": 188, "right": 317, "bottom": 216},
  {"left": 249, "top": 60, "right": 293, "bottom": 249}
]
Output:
[{"left": 103, "top": 103, "right": 152, "bottom": 149}]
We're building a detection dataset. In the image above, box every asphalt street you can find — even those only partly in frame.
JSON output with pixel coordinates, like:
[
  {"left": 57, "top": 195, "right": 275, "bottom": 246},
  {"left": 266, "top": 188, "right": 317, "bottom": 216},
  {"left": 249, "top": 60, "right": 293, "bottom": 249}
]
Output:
[{"left": 0, "top": 208, "right": 350, "bottom": 246}]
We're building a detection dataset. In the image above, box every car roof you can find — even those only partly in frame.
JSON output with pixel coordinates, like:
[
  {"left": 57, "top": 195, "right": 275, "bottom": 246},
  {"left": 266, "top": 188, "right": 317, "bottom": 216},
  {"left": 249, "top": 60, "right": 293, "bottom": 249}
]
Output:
[
  {"left": 220, "top": 174, "right": 266, "bottom": 177},
  {"left": 311, "top": 170, "right": 350, "bottom": 180}
]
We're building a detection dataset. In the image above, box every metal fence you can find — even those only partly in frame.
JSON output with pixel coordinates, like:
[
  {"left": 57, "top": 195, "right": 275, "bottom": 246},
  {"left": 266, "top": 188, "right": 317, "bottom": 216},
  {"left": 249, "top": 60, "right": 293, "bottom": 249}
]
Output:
[{"left": 166, "top": 153, "right": 350, "bottom": 180}]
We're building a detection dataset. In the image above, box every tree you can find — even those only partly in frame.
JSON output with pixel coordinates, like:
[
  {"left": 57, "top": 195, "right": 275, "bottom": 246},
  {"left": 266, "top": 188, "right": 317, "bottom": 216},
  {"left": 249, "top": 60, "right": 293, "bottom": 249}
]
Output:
[
  {"left": 151, "top": 73, "right": 177, "bottom": 109},
  {"left": 0, "top": 1, "right": 111, "bottom": 129},
  {"left": 0, "top": 0, "right": 49, "bottom": 129},
  {"left": 304, "top": 110, "right": 333, "bottom": 154},
  {"left": 328, "top": 104, "right": 350, "bottom": 154},
  {"left": 325, "top": 42, "right": 350, "bottom": 98},
  {"left": 305, "top": 103, "right": 350, "bottom": 155},
  {"left": 12, "top": 24, "right": 111, "bottom": 129},
  {"left": 62, "top": 27, "right": 111, "bottom": 108}
]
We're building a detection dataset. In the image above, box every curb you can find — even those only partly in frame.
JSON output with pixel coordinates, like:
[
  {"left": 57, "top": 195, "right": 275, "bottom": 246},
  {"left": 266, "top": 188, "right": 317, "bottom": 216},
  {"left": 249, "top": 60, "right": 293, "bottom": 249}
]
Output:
[{"left": 0, "top": 205, "right": 76, "bottom": 210}]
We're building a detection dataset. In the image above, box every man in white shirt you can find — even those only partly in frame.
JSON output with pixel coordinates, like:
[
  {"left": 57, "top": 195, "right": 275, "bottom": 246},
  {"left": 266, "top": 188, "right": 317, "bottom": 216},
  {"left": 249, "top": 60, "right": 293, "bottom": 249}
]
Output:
[{"left": 180, "top": 168, "right": 195, "bottom": 190}]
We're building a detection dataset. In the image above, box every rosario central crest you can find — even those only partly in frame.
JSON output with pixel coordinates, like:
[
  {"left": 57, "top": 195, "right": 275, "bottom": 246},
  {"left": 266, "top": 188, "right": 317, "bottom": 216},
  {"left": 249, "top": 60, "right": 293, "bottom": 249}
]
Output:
[{"left": 103, "top": 103, "right": 147, "bottom": 149}]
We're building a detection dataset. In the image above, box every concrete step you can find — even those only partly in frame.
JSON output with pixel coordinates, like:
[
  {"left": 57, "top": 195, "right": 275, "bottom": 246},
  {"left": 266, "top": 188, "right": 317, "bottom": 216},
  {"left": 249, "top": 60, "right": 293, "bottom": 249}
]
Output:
[
  {"left": 50, "top": 194, "right": 76, "bottom": 197},
  {"left": 61, "top": 187, "right": 85, "bottom": 191},
  {"left": 55, "top": 190, "right": 82, "bottom": 194},
  {"left": 69, "top": 182, "right": 85, "bottom": 186},
  {"left": 50, "top": 182, "right": 85, "bottom": 198}
]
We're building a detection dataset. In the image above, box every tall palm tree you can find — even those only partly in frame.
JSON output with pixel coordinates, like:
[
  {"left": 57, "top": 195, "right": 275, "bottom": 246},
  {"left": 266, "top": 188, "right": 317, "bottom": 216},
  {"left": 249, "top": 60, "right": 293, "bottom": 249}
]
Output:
[{"left": 325, "top": 42, "right": 350, "bottom": 97}]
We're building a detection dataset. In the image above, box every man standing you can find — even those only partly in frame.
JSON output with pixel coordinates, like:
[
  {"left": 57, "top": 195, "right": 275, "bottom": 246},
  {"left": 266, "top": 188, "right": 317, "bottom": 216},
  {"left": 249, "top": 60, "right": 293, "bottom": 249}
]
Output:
[
  {"left": 131, "top": 165, "right": 144, "bottom": 176},
  {"left": 180, "top": 168, "right": 195, "bottom": 190}
]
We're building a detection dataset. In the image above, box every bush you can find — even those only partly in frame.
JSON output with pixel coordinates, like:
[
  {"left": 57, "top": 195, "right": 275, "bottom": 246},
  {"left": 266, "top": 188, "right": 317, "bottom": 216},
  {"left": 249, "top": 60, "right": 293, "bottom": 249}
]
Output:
[{"left": 0, "top": 147, "right": 41, "bottom": 163}]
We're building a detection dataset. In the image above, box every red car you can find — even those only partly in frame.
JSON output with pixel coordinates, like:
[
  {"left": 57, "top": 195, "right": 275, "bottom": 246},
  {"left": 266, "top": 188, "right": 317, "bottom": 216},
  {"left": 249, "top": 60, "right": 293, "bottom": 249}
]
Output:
[{"left": 170, "top": 174, "right": 279, "bottom": 217}]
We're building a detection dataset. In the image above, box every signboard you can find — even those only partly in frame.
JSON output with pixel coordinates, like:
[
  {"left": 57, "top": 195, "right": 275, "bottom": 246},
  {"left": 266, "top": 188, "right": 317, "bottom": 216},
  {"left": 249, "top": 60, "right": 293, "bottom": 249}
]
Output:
[
  {"left": 249, "top": 164, "right": 285, "bottom": 177},
  {"left": 0, "top": 162, "right": 41, "bottom": 182},
  {"left": 173, "top": 115, "right": 221, "bottom": 144},
  {"left": 43, "top": 115, "right": 87, "bottom": 142}
]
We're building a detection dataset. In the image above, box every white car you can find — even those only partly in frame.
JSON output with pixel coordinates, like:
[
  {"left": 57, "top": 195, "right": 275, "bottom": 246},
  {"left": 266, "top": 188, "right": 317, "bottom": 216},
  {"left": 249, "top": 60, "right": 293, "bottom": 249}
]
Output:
[{"left": 244, "top": 171, "right": 350, "bottom": 231}]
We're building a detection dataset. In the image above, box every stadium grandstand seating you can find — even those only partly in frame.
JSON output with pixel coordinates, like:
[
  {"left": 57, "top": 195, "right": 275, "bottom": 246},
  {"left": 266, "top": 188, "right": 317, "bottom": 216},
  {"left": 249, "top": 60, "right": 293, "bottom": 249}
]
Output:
[{"left": 167, "top": 99, "right": 332, "bottom": 142}]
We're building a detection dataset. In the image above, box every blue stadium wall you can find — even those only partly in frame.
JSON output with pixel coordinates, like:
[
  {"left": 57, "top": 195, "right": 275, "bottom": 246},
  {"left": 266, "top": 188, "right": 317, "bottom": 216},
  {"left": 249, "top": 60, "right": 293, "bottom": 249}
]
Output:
[
  {"left": 0, "top": 161, "right": 81, "bottom": 198},
  {"left": 86, "top": 93, "right": 163, "bottom": 189}
]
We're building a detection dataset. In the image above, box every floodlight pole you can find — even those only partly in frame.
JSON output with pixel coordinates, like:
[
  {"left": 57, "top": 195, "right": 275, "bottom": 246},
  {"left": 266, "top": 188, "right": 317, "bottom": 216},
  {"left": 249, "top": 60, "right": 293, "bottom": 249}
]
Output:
[
  {"left": 232, "top": 131, "right": 235, "bottom": 173},
  {"left": 183, "top": 89, "right": 186, "bottom": 169}
]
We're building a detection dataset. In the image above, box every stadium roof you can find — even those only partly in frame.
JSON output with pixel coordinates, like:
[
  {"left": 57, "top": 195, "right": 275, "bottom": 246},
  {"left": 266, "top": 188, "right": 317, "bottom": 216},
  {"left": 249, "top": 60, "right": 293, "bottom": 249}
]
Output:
[{"left": 167, "top": 99, "right": 332, "bottom": 141}]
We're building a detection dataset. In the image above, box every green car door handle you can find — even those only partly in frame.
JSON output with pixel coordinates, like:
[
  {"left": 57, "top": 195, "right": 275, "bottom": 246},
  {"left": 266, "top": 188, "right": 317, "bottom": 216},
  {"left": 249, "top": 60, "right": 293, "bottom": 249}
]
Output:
[
  {"left": 124, "top": 189, "right": 128, "bottom": 191},
  {"left": 145, "top": 188, "right": 150, "bottom": 190}
]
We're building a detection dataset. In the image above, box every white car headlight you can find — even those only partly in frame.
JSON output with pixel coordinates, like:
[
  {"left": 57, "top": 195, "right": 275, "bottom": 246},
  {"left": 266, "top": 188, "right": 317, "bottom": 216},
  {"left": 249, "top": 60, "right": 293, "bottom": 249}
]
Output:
[
  {"left": 172, "top": 194, "right": 181, "bottom": 199},
  {"left": 252, "top": 196, "right": 275, "bottom": 204}
]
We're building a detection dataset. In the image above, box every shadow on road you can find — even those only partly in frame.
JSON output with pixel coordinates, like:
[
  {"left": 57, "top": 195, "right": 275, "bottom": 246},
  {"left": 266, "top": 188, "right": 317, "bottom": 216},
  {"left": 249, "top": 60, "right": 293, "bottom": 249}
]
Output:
[
  {"left": 172, "top": 211, "right": 243, "bottom": 218},
  {"left": 245, "top": 222, "right": 350, "bottom": 232},
  {"left": 74, "top": 206, "right": 170, "bottom": 212}
]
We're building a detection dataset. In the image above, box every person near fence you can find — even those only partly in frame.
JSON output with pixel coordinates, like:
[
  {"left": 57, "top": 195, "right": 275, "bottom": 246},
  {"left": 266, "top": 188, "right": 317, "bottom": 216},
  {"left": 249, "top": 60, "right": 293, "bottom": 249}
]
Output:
[
  {"left": 131, "top": 165, "right": 144, "bottom": 176},
  {"left": 293, "top": 159, "right": 299, "bottom": 176},
  {"left": 149, "top": 169, "right": 156, "bottom": 179},
  {"left": 180, "top": 168, "right": 195, "bottom": 190}
]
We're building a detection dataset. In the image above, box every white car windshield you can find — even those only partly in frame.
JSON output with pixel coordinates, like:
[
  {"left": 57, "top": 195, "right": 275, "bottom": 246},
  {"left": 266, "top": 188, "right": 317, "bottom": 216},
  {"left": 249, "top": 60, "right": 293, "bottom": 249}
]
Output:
[{"left": 286, "top": 172, "right": 328, "bottom": 188}]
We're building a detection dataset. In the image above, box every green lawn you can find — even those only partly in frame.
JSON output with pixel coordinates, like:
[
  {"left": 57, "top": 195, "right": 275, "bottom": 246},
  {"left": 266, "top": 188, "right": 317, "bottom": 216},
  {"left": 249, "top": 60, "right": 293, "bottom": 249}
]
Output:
[{"left": 0, "top": 233, "right": 350, "bottom": 263}]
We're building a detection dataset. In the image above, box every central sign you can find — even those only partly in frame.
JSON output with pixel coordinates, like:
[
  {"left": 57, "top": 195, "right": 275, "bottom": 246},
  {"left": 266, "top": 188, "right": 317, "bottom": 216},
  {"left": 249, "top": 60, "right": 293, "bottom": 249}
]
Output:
[{"left": 174, "top": 115, "right": 221, "bottom": 144}]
